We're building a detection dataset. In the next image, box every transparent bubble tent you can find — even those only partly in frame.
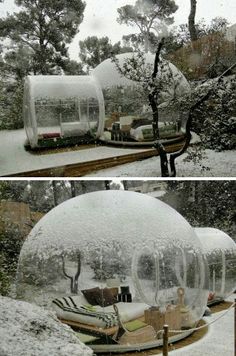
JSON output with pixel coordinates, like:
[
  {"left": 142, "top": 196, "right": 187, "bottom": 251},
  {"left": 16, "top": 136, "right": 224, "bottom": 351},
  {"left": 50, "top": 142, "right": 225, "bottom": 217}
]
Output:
[
  {"left": 17, "top": 191, "right": 208, "bottom": 353},
  {"left": 194, "top": 228, "right": 236, "bottom": 304},
  {"left": 23, "top": 53, "right": 191, "bottom": 149},
  {"left": 92, "top": 52, "right": 191, "bottom": 145},
  {"left": 23, "top": 75, "right": 105, "bottom": 148}
]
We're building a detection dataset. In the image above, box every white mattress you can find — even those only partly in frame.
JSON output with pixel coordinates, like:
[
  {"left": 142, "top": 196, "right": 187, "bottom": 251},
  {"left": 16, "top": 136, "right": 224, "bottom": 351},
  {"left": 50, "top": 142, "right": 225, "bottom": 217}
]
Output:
[{"left": 52, "top": 295, "right": 149, "bottom": 328}]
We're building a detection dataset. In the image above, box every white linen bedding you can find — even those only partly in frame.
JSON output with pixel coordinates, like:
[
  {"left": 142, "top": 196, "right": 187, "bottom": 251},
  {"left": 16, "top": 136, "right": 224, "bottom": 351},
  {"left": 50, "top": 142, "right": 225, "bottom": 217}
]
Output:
[{"left": 52, "top": 295, "right": 149, "bottom": 329}]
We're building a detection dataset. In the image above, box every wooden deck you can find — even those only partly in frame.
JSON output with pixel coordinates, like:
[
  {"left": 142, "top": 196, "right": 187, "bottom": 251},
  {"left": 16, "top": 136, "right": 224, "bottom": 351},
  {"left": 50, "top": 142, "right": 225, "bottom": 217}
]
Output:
[{"left": 7, "top": 136, "right": 185, "bottom": 177}]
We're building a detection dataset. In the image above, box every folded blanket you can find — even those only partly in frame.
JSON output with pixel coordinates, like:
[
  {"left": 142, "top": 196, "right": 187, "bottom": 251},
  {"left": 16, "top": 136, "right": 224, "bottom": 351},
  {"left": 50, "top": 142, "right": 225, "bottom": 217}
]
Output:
[{"left": 52, "top": 296, "right": 118, "bottom": 328}]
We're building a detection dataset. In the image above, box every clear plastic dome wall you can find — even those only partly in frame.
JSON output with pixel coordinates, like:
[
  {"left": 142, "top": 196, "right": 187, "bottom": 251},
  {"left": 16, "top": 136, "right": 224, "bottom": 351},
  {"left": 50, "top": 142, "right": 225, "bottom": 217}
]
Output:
[
  {"left": 17, "top": 191, "right": 208, "bottom": 352},
  {"left": 23, "top": 75, "right": 105, "bottom": 148},
  {"left": 194, "top": 228, "right": 236, "bottom": 303},
  {"left": 92, "top": 52, "right": 191, "bottom": 144}
]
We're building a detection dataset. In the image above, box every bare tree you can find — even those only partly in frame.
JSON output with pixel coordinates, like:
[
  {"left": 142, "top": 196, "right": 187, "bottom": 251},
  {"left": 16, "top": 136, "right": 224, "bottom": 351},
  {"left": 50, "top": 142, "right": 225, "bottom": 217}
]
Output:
[
  {"left": 112, "top": 41, "right": 236, "bottom": 176},
  {"left": 149, "top": 38, "right": 170, "bottom": 176},
  {"left": 61, "top": 254, "right": 81, "bottom": 294},
  {"left": 112, "top": 42, "right": 180, "bottom": 177}
]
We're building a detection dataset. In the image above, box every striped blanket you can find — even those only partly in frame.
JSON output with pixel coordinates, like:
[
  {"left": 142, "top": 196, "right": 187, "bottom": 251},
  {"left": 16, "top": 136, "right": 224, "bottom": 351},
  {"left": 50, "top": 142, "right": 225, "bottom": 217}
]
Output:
[{"left": 52, "top": 296, "right": 118, "bottom": 328}]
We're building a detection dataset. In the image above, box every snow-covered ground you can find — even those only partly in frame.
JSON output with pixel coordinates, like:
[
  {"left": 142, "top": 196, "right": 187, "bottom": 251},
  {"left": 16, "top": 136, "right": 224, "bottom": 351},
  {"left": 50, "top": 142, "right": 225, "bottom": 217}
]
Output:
[
  {"left": 0, "top": 129, "right": 151, "bottom": 176},
  {"left": 87, "top": 149, "right": 236, "bottom": 177},
  {"left": 0, "top": 129, "right": 235, "bottom": 177},
  {"left": 0, "top": 296, "right": 93, "bottom": 356}
]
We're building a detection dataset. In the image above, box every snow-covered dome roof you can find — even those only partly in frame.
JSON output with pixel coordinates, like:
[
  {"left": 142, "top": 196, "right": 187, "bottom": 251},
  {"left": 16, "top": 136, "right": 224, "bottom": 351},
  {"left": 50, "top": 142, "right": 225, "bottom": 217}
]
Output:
[
  {"left": 17, "top": 190, "right": 208, "bottom": 329},
  {"left": 194, "top": 228, "right": 236, "bottom": 253},
  {"left": 92, "top": 52, "right": 190, "bottom": 100},
  {"left": 21, "top": 190, "right": 200, "bottom": 256},
  {"left": 26, "top": 75, "right": 102, "bottom": 99}
]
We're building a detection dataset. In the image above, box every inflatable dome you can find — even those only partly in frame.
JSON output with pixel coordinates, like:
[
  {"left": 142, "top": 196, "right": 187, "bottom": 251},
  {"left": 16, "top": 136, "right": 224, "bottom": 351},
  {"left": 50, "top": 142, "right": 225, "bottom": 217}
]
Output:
[
  {"left": 194, "top": 228, "right": 236, "bottom": 303},
  {"left": 17, "top": 191, "right": 208, "bottom": 352},
  {"left": 92, "top": 52, "right": 190, "bottom": 96},
  {"left": 92, "top": 52, "right": 191, "bottom": 144}
]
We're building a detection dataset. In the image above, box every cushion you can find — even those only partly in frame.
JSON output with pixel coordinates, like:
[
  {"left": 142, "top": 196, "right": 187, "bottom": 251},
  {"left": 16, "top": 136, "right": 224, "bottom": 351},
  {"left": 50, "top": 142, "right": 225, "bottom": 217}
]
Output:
[
  {"left": 81, "top": 287, "right": 100, "bottom": 306},
  {"left": 96, "top": 288, "right": 117, "bottom": 307},
  {"left": 124, "top": 319, "right": 147, "bottom": 332},
  {"left": 81, "top": 287, "right": 117, "bottom": 307}
]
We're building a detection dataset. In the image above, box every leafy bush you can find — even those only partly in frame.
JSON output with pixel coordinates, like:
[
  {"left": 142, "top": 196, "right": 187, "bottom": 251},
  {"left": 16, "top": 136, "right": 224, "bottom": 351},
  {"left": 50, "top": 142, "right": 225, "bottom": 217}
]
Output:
[
  {"left": 201, "top": 116, "right": 236, "bottom": 150},
  {"left": 0, "top": 227, "right": 23, "bottom": 296},
  {"left": 191, "top": 76, "right": 236, "bottom": 151},
  {"left": 0, "top": 81, "right": 24, "bottom": 130}
]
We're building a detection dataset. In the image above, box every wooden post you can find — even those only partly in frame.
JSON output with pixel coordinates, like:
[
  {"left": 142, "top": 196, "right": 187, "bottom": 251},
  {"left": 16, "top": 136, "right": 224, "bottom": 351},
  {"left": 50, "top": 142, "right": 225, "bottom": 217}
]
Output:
[{"left": 163, "top": 324, "right": 169, "bottom": 356}]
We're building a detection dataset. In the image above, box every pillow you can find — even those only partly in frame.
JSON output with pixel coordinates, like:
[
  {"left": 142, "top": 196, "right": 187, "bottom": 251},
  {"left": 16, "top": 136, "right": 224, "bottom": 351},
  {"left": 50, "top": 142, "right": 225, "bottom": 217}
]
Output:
[
  {"left": 82, "top": 287, "right": 117, "bottom": 307},
  {"left": 96, "top": 288, "right": 117, "bottom": 307},
  {"left": 109, "top": 287, "right": 119, "bottom": 298},
  {"left": 81, "top": 287, "right": 100, "bottom": 306}
]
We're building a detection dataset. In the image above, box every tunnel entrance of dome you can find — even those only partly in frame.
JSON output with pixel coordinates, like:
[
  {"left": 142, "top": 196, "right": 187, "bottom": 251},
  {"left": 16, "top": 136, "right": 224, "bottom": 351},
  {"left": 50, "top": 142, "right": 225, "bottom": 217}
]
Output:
[{"left": 23, "top": 75, "right": 105, "bottom": 149}]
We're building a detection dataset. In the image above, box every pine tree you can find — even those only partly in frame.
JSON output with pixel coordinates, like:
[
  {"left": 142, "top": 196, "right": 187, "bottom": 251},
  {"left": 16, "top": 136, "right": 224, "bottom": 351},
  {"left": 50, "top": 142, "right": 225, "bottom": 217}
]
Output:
[
  {"left": 117, "top": 0, "right": 178, "bottom": 52},
  {"left": 0, "top": 0, "right": 86, "bottom": 74}
]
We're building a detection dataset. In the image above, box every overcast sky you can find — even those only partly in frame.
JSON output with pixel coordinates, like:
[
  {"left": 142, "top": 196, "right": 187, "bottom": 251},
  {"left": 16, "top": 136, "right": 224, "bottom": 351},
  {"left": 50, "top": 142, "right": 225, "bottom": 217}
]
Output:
[{"left": 1, "top": 0, "right": 236, "bottom": 61}]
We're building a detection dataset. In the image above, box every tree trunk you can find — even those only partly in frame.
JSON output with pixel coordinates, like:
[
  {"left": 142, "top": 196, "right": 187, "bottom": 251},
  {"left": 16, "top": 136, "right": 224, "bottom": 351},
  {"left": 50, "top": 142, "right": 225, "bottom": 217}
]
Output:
[
  {"left": 144, "top": 32, "right": 149, "bottom": 53},
  {"left": 81, "top": 181, "right": 87, "bottom": 194},
  {"left": 149, "top": 37, "right": 165, "bottom": 141},
  {"left": 149, "top": 93, "right": 159, "bottom": 139},
  {"left": 188, "top": 0, "right": 198, "bottom": 42},
  {"left": 105, "top": 181, "right": 111, "bottom": 190},
  {"left": 154, "top": 142, "right": 169, "bottom": 177},
  {"left": 70, "top": 181, "right": 76, "bottom": 197},
  {"left": 51, "top": 181, "right": 58, "bottom": 206},
  {"left": 149, "top": 38, "right": 169, "bottom": 177},
  {"left": 122, "top": 181, "right": 128, "bottom": 190}
]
